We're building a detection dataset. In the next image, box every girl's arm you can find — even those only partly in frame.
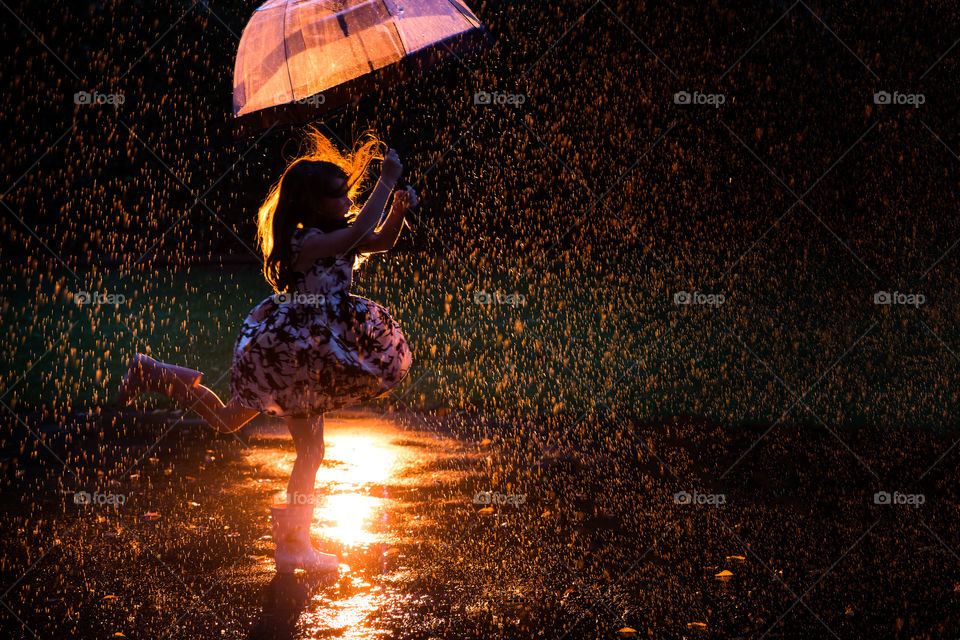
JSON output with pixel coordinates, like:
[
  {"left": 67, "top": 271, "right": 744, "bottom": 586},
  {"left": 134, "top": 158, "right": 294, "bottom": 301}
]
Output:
[
  {"left": 294, "top": 149, "right": 402, "bottom": 264},
  {"left": 358, "top": 187, "right": 416, "bottom": 253}
]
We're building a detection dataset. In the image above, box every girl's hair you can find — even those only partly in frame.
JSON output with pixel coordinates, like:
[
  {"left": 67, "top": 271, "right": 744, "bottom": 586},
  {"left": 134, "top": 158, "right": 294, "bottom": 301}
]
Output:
[{"left": 257, "top": 126, "right": 385, "bottom": 293}]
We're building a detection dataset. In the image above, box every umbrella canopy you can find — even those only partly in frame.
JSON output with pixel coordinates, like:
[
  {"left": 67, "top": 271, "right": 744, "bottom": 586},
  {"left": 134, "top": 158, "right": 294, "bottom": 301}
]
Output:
[{"left": 233, "top": 0, "right": 492, "bottom": 135}]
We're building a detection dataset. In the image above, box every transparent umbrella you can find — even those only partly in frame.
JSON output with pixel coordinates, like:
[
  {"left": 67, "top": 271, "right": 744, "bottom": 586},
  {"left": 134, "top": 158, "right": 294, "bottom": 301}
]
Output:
[{"left": 233, "top": 0, "right": 493, "bottom": 136}]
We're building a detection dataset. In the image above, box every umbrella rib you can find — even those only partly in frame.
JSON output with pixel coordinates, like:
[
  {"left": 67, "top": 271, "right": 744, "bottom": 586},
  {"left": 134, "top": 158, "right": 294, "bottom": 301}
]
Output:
[
  {"left": 392, "top": 1, "right": 409, "bottom": 58},
  {"left": 446, "top": 0, "right": 481, "bottom": 30},
  {"left": 282, "top": 0, "right": 296, "bottom": 100}
]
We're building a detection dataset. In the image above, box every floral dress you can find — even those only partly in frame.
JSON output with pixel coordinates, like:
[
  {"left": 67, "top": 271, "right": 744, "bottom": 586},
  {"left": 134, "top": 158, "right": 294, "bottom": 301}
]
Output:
[{"left": 230, "top": 227, "right": 413, "bottom": 418}]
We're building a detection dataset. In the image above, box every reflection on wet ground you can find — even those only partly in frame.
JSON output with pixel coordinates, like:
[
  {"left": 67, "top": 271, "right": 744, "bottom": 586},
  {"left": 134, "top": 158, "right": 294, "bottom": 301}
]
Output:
[
  {"left": 243, "top": 414, "right": 483, "bottom": 639},
  {"left": 3, "top": 409, "right": 960, "bottom": 638}
]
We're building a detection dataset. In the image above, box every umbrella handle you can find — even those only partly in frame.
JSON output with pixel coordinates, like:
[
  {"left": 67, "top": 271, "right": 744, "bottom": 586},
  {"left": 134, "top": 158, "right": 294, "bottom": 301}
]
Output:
[{"left": 393, "top": 182, "right": 418, "bottom": 227}]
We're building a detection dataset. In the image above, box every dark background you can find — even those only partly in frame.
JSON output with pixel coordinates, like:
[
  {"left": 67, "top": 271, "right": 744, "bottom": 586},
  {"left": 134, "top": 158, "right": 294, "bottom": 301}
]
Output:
[
  {"left": 2, "top": 1, "right": 960, "bottom": 428},
  {"left": 3, "top": 4, "right": 960, "bottom": 639},
  {"left": 3, "top": 1, "right": 957, "bottom": 271}
]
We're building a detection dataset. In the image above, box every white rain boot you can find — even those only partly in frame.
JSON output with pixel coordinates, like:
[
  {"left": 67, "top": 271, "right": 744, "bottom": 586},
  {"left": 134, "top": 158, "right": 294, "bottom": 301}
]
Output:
[
  {"left": 271, "top": 504, "right": 340, "bottom": 574},
  {"left": 114, "top": 353, "right": 203, "bottom": 406}
]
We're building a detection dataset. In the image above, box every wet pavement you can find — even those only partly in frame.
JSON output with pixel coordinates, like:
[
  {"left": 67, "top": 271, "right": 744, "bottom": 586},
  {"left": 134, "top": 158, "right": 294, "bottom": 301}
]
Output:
[{"left": 1, "top": 409, "right": 960, "bottom": 638}]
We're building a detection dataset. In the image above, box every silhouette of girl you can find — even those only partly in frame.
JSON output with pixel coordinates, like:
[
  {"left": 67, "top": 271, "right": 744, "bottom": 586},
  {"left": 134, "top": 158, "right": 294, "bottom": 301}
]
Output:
[{"left": 113, "top": 127, "right": 415, "bottom": 573}]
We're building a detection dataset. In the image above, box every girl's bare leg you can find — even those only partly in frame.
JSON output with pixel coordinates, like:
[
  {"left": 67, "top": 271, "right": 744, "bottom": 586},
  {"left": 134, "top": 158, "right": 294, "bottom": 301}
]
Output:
[
  {"left": 273, "top": 414, "right": 337, "bottom": 573},
  {"left": 189, "top": 385, "right": 261, "bottom": 434},
  {"left": 127, "top": 363, "right": 260, "bottom": 433},
  {"left": 285, "top": 415, "right": 325, "bottom": 506}
]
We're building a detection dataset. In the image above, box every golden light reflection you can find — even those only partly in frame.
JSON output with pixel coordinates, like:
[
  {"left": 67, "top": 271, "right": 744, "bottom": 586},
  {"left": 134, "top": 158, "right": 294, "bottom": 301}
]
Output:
[
  {"left": 322, "top": 434, "right": 395, "bottom": 486},
  {"left": 315, "top": 492, "right": 382, "bottom": 546},
  {"left": 244, "top": 419, "right": 420, "bottom": 548},
  {"left": 299, "top": 590, "right": 392, "bottom": 640},
  {"left": 316, "top": 432, "right": 395, "bottom": 547},
  {"left": 243, "top": 415, "right": 457, "bottom": 637}
]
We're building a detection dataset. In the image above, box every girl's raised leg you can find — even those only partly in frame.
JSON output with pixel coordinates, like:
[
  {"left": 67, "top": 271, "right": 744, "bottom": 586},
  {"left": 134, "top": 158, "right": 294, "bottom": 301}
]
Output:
[
  {"left": 189, "top": 387, "right": 261, "bottom": 434},
  {"left": 114, "top": 353, "right": 259, "bottom": 433}
]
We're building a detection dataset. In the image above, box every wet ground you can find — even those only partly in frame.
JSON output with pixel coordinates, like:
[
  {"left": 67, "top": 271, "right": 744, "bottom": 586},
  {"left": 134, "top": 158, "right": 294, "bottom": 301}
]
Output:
[{"left": 1, "top": 409, "right": 959, "bottom": 638}]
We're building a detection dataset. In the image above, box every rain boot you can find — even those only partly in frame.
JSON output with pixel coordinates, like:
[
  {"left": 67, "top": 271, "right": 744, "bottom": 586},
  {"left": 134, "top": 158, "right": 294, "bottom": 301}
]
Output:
[
  {"left": 113, "top": 353, "right": 204, "bottom": 407},
  {"left": 271, "top": 504, "right": 339, "bottom": 574}
]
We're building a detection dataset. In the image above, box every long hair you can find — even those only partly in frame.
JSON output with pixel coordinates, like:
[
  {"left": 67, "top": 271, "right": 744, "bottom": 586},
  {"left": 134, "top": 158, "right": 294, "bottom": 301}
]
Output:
[{"left": 257, "top": 126, "right": 385, "bottom": 294}]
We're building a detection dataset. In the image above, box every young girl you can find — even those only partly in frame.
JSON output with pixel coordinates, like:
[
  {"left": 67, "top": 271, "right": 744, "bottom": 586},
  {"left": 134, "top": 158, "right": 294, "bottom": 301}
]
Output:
[{"left": 112, "top": 127, "right": 415, "bottom": 573}]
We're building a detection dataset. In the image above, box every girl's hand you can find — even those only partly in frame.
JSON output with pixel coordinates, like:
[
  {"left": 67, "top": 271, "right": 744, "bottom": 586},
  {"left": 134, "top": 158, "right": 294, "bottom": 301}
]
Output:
[
  {"left": 391, "top": 186, "right": 418, "bottom": 212},
  {"left": 380, "top": 148, "right": 403, "bottom": 183}
]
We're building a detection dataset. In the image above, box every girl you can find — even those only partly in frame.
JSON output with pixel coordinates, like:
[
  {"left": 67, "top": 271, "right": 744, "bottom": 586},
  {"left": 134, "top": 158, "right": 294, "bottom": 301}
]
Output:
[{"left": 112, "top": 127, "right": 415, "bottom": 574}]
